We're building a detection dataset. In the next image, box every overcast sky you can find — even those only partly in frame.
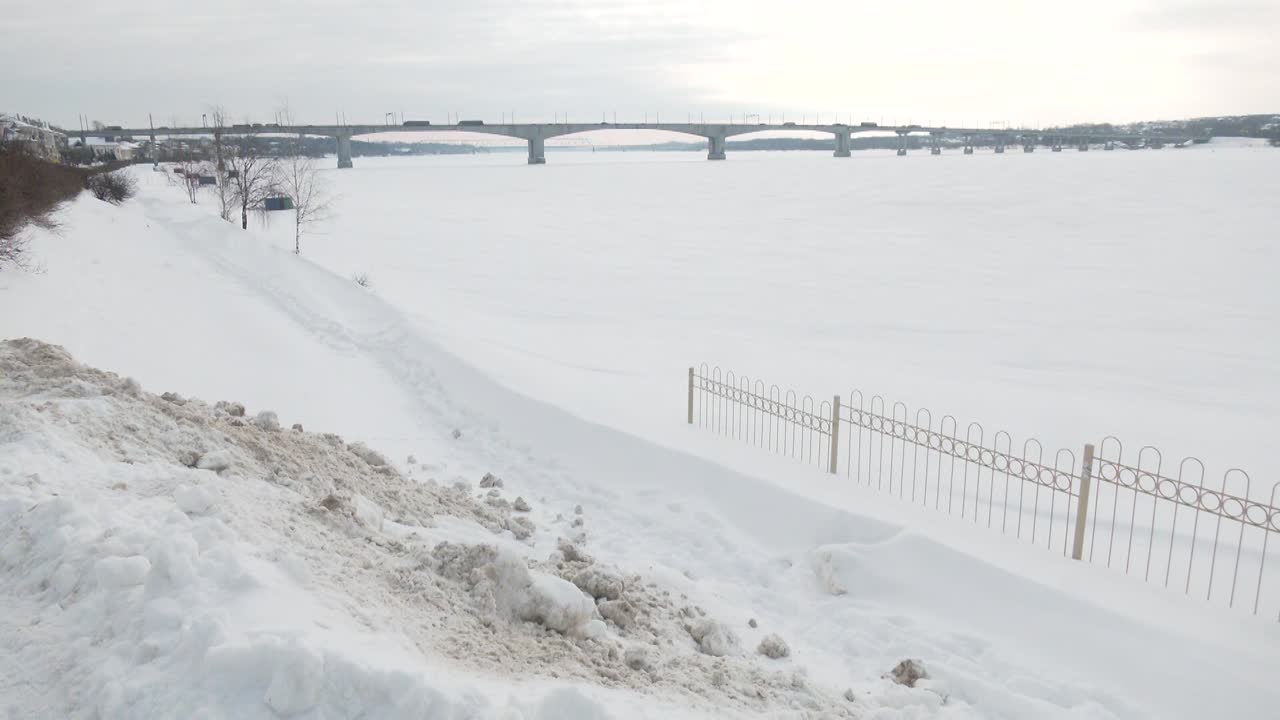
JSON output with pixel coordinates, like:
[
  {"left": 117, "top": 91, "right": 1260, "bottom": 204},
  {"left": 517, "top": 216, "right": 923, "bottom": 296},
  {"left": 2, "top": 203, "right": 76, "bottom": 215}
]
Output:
[{"left": 3, "top": 0, "right": 1277, "bottom": 130}]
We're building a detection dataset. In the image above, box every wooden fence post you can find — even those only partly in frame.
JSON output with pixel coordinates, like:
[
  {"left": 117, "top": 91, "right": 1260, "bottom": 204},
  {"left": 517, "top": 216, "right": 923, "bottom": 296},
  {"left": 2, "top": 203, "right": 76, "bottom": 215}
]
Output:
[
  {"left": 687, "top": 367, "right": 695, "bottom": 425},
  {"left": 1072, "top": 443, "right": 1096, "bottom": 560},
  {"left": 829, "top": 395, "right": 841, "bottom": 474}
]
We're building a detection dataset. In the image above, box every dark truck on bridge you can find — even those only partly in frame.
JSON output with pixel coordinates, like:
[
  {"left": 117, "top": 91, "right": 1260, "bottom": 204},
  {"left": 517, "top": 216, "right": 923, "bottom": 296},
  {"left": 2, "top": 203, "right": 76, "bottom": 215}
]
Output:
[
  {"left": 458, "top": 120, "right": 484, "bottom": 126},
  {"left": 403, "top": 120, "right": 432, "bottom": 126}
]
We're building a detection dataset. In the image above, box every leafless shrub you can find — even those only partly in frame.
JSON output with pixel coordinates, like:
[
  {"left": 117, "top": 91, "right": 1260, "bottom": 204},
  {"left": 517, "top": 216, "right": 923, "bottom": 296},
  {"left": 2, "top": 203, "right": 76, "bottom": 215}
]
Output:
[
  {"left": 87, "top": 171, "right": 137, "bottom": 205},
  {"left": 0, "top": 231, "right": 33, "bottom": 271},
  {"left": 174, "top": 154, "right": 207, "bottom": 204},
  {"left": 352, "top": 272, "right": 373, "bottom": 288}
]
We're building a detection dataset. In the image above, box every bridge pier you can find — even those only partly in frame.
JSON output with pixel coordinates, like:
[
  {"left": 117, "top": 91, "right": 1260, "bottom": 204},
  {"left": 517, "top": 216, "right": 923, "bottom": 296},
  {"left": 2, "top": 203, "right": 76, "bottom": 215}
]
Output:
[
  {"left": 336, "top": 133, "right": 353, "bottom": 168},
  {"left": 527, "top": 136, "right": 546, "bottom": 164},
  {"left": 929, "top": 131, "right": 942, "bottom": 155},
  {"left": 994, "top": 135, "right": 1006, "bottom": 154},
  {"left": 833, "top": 130, "right": 851, "bottom": 157},
  {"left": 1051, "top": 137, "right": 1063, "bottom": 152},
  {"left": 707, "top": 134, "right": 726, "bottom": 160},
  {"left": 963, "top": 135, "right": 974, "bottom": 155},
  {"left": 896, "top": 131, "right": 908, "bottom": 156},
  {"left": 1104, "top": 141, "right": 1115, "bottom": 151},
  {"left": 1077, "top": 139, "right": 1089, "bottom": 152}
]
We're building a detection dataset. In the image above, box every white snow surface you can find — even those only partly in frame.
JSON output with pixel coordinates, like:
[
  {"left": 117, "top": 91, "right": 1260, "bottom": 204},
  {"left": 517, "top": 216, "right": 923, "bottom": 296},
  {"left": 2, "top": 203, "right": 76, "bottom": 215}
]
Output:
[
  {"left": 2, "top": 154, "right": 1279, "bottom": 718},
  {"left": 272, "top": 143, "right": 1280, "bottom": 485}
]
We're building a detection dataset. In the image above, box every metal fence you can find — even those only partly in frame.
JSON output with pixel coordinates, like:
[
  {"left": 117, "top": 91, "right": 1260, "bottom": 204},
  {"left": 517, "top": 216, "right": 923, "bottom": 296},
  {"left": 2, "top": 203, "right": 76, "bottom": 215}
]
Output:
[{"left": 689, "top": 364, "right": 1280, "bottom": 620}]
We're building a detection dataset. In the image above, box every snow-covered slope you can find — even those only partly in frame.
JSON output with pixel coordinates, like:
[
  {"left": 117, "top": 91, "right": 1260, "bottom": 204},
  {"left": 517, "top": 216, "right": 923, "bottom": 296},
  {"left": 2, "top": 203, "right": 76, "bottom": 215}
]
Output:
[{"left": 2, "top": 171, "right": 1278, "bottom": 719}]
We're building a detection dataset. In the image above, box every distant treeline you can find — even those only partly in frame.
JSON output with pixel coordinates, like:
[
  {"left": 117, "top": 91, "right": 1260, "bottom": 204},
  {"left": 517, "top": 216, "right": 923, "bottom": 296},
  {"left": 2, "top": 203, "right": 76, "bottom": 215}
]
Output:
[
  {"left": 75, "top": 135, "right": 490, "bottom": 165},
  {"left": 607, "top": 136, "right": 927, "bottom": 153},
  {"left": 221, "top": 136, "right": 488, "bottom": 159},
  {"left": 1047, "top": 114, "right": 1278, "bottom": 139}
]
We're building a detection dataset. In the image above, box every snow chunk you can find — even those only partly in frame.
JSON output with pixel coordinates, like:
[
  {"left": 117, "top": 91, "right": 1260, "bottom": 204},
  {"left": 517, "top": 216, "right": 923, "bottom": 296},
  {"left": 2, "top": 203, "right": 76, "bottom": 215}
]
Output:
[
  {"left": 119, "top": 377, "right": 142, "bottom": 397},
  {"left": 253, "top": 410, "right": 280, "bottom": 431},
  {"left": 513, "top": 496, "right": 531, "bottom": 512},
  {"left": 598, "top": 599, "right": 636, "bottom": 628},
  {"left": 555, "top": 537, "right": 591, "bottom": 564},
  {"left": 197, "top": 449, "right": 233, "bottom": 473},
  {"left": 623, "top": 646, "right": 652, "bottom": 671},
  {"left": 506, "top": 516, "right": 536, "bottom": 540},
  {"left": 521, "top": 572, "right": 597, "bottom": 634},
  {"left": 175, "top": 484, "right": 218, "bottom": 515},
  {"left": 435, "top": 544, "right": 597, "bottom": 635},
  {"left": 351, "top": 494, "right": 385, "bottom": 531},
  {"left": 95, "top": 555, "right": 151, "bottom": 588},
  {"left": 479, "top": 472, "right": 504, "bottom": 488},
  {"left": 757, "top": 633, "right": 790, "bottom": 659},
  {"left": 348, "top": 441, "right": 387, "bottom": 467},
  {"left": 689, "top": 619, "right": 739, "bottom": 657},
  {"left": 886, "top": 658, "right": 929, "bottom": 688},
  {"left": 572, "top": 567, "right": 624, "bottom": 600},
  {"left": 215, "top": 400, "right": 245, "bottom": 417}
]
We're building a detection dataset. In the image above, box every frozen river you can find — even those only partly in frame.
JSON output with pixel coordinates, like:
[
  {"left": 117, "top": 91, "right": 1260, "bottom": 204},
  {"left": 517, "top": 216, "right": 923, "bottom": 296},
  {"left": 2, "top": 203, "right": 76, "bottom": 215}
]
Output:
[{"left": 271, "top": 142, "right": 1280, "bottom": 486}]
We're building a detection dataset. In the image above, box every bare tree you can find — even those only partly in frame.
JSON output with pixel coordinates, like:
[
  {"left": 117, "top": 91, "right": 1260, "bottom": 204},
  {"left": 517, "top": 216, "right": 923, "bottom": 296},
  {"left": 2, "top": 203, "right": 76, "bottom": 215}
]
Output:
[
  {"left": 224, "top": 135, "right": 278, "bottom": 230},
  {"left": 276, "top": 102, "right": 332, "bottom": 254},
  {"left": 208, "top": 106, "right": 236, "bottom": 222},
  {"left": 278, "top": 152, "right": 332, "bottom": 254},
  {"left": 173, "top": 150, "right": 204, "bottom": 204}
]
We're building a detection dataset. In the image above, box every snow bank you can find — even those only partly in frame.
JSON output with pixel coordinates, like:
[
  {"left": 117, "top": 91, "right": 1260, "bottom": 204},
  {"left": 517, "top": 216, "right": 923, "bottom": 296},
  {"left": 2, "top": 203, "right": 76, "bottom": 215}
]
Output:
[
  {"left": 0, "top": 339, "right": 717, "bottom": 718},
  {"left": 0, "top": 338, "right": 862, "bottom": 718}
]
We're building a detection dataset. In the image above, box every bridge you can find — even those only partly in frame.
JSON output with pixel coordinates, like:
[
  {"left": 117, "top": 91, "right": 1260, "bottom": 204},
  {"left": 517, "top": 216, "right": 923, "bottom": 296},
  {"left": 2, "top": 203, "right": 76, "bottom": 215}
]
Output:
[{"left": 75, "top": 121, "right": 1205, "bottom": 168}]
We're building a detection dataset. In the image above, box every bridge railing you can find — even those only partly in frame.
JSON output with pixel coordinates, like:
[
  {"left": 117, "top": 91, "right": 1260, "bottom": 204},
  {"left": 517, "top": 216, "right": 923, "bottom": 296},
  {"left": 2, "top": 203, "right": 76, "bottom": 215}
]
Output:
[{"left": 687, "top": 364, "right": 1280, "bottom": 620}]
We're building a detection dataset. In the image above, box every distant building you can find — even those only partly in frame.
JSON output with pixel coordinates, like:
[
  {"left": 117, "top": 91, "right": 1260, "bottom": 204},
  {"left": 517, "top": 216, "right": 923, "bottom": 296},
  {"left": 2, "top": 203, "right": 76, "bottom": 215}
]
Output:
[
  {"left": 0, "top": 113, "right": 67, "bottom": 162},
  {"left": 84, "top": 137, "right": 139, "bottom": 161}
]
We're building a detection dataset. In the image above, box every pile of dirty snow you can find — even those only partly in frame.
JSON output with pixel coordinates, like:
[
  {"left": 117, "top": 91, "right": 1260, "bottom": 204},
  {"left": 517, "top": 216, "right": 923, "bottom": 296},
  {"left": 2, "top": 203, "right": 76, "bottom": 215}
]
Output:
[{"left": 0, "top": 338, "right": 880, "bottom": 718}]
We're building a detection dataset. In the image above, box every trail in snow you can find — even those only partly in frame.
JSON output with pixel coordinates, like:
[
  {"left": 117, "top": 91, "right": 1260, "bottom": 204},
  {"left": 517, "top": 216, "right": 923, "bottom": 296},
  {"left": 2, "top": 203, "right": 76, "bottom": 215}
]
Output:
[{"left": 2, "top": 170, "right": 1279, "bottom": 719}]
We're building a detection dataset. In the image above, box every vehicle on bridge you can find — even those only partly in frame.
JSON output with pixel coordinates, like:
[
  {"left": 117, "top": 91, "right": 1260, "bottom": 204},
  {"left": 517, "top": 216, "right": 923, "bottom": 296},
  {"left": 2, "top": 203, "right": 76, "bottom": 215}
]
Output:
[
  {"left": 403, "top": 120, "right": 432, "bottom": 126},
  {"left": 860, "top": 121, "right": 878, "bottom": 127},
  {"left": 459, "top": 120, "right": 484, "bottom": 126}
]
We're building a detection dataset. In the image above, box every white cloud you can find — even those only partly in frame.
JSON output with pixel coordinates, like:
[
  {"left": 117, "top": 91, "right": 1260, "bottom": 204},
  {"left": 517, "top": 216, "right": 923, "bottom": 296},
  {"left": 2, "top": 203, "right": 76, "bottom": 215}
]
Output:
[{"left": 2, "top": 0, "right": 1275, "bottom": 129}]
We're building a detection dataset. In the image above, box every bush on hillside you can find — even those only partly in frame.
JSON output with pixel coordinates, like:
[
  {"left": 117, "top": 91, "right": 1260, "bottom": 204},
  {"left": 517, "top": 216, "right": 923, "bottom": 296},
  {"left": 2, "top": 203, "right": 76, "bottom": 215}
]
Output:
[
  {"left": 0, "top": 142, "right": 86, "bottom": 270},
  {"left": 87, "top": 170, "right": 137, "bottom": 205}
]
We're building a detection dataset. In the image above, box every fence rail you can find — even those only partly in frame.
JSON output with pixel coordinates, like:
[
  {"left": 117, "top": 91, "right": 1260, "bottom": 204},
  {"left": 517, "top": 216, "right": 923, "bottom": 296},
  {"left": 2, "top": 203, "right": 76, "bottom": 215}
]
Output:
[{"left": 688, "top": 364, "right": 1280, "bottom": 620}]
